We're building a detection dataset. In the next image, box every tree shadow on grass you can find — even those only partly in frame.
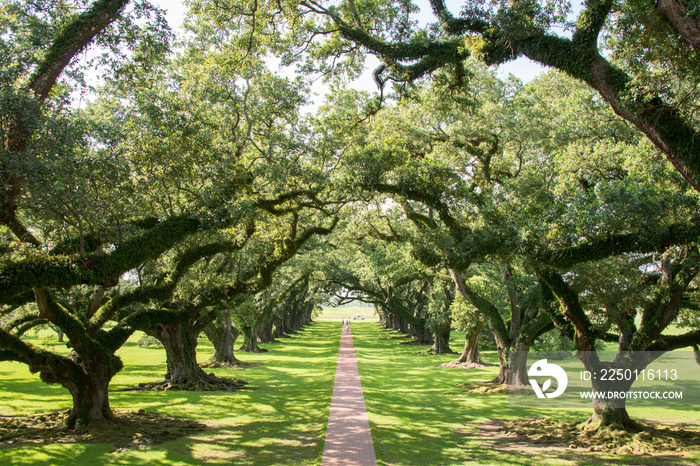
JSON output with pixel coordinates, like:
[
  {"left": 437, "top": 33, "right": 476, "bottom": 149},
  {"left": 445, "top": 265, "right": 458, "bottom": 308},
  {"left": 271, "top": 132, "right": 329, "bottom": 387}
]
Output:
[
  {"left": 351, "top": 323, "right": 700, "bottom": 465},
  {"left": 162, "top": 419, "right": 323, "bottom": 464}
]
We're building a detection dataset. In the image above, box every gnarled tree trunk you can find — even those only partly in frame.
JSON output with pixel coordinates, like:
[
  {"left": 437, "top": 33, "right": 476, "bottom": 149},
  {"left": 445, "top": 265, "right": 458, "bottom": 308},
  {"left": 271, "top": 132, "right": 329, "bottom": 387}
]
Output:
[
  {"left": 65, "top": 368, "right": 114, "bottom": 427},
  {"left": 202, "top": 311, "right": 242, "bottom": 368},
  {"left": 240, "top": 325, "right": 266, "bottom": 353},
  {"left": 257, "top": 320, "right": 275, "bottom": 344},
  {"left": 159, "top": 323, "right": 208, "bottom": 385},
  {"left": 431, "top": 325, "right": 452, "bottom": 354},
  {"left": 442, "top": 322, "right": 492, "bottom": 368},
  {"left": 409, "top": 323, "right": 433, "bottom": 344},
  {"left": 141, "top": 323, "right": 246, "bottom": 391}
]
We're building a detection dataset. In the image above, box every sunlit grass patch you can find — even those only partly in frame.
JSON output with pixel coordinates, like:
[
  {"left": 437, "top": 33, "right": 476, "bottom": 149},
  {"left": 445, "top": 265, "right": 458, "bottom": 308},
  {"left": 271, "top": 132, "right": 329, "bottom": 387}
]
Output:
[
  {"left": 351, "top": 322, "right": 700, "bottom": 465},
  {"left": 0, "top": 322, "right": 340, "bottom": 465}
]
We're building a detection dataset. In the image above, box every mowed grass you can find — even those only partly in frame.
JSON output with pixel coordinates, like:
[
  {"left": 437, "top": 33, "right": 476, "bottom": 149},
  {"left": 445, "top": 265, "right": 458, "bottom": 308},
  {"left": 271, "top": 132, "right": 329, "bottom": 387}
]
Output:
[
  {"left": 350, "top": 322, "right": 700, "bottom": 466},
  {"left": 0, "top": 321, "right": 340, "bottom": 465},
  {"left": 2, "top": 321, "right": 698, "bottom": 465}
]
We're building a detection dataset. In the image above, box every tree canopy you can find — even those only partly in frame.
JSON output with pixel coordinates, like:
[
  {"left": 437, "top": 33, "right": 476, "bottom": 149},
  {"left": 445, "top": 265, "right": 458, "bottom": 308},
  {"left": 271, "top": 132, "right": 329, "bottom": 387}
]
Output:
[{"left": 1, "top": 0, "right": 699, "bottom": 438}]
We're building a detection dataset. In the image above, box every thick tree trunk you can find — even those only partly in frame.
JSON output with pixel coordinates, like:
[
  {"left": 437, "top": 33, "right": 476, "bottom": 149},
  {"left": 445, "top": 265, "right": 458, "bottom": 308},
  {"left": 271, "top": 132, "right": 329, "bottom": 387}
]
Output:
[
  {"left": 240, "top": 325, "right": 266, "bottom": 353},
  {"left": 288, "top": 307, "right": 306, "bottom": 333},
  {"left": 492, "top": 342, "right": 532, "bottom": 386},
  {"left": 388, "top": 313, "right": 399, "bottom": 331},
  {"left": 409, "top": 322, "right": 433, "bottom": 344},
  {"left": 202, "top": 313, "right": 242, "bottom": 368},
  {"left": 492, "top": 342, "right": 510, "bottom": 384},
  {"left": 378, "top": 311, "right": 388, "bottom": 328},
  {"left": 507, "top": 348, "right": 531, "bottom": 387},
  {"left": 66, "top": 372, "right": 113, "bottom": 428},
  {"left": 160, "top": 324, "right": 208, "bottom": 385},
  {"left": 257, "top": 320, "right": 275, "bottom": 344},
  {"left": 431, "top": 325, "right": 452, "bottom": 354},
  {"left": 442, "top": 323, "right": 493, "bottom": 368},
  {"left": 460, "top": 326, "right": 482, "bottom": 364},
  {"left": 390, "top": 313, "right": 407, "bottom": 333},
  {"left": 577, "top": 353, "right": 639, "bottom": 431},
  {"left": 657, "top": 0, "right": 700, "bottom": 53},
  {"left": 580, "top": 375, "right": 637, "bottom": 431},
  {"left": 139, "top": 323, "right": 247, "bottom": 391},
  {"left": 273, "top": 317, "right": 289, "bottom": 338}
]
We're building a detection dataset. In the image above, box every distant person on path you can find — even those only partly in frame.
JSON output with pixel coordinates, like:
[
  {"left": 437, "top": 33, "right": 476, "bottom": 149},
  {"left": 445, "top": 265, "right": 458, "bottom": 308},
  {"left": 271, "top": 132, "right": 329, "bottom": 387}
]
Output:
[{"left": 343, "top": 319, "right": 349, "bottom": 333}]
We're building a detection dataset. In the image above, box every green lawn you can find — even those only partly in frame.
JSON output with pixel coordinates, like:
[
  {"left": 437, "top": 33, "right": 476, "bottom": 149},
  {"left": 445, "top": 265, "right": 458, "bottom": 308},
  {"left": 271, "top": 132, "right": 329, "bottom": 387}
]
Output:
[
  {"left": 1, "top": 321, "right": 698, "bottom": 465},
  {"left": 350, "top": 322, "right": 700, "bottom": 466},
  {"left": 0, "top": 322, "right": 340, "bottom": 465}
]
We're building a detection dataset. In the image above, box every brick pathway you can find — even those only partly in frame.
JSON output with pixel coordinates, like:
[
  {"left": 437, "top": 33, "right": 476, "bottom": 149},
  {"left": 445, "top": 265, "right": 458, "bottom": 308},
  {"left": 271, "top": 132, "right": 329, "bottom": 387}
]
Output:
[{"left": 321, "top": 323, "right": 378, "bottom": 466}]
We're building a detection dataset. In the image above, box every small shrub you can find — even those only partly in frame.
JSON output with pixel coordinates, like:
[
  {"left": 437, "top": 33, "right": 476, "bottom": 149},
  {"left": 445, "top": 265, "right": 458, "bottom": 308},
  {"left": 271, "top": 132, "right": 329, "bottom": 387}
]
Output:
[{"left": 138, "top": 334, "right": 163, "bottom": 348}]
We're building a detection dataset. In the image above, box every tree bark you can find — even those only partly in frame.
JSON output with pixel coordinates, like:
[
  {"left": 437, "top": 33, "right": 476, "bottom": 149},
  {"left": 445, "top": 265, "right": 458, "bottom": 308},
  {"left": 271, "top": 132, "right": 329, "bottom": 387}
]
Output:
[
  {"left": 576, "top": 351, "right": 643, "bottom": 431},
  {"left": 657, "top": 0, "right": 700, "bottom": 53},
  {"left": 202, "top": 311, "right": 242, "bottom": 367},
  {"left": 409, "top": 321, "right": 433, "bottom": 344},
  {"left": 273, "top": 316, "right": 289, "bottom": 338},
  {"left": 507, "top": 347, "right": 531, "bottom": 387},
  {"left": 158, "top": 323, "right": 208, "bottom": 385},
  {"left": 442, "top": 323, "right": 493, "bottom": 368},
  {"left": 140, "top": 322, "right": 246, "bottom": 391},
  {"left": 493, "top": 339, "right": 531, "bottom": 386},
  {"left": 257, "top": 320, "right": 275, "bottom": 344},
  {"left": 240, "top": 325, "right": 266, "bottom": 353},
  {"left": 582, "top": 376, "right": 637, "bottom": 431},
  {"left": 431, "top": 325, "right": 452, "bottom": 354},
  {"left": 65, "top": 369, "right": 114, "bottom": 428}
]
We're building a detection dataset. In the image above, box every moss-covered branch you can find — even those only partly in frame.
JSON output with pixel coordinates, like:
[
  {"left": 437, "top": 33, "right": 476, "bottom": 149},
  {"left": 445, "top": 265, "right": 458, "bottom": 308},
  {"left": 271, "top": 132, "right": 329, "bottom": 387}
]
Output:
[
  {"left": 450, "top": 268, "right": 510, "bottom": 347},
  {"left": 631, "top": 252, "right": 700, "bottom": 350},
  {"left": 646, "top": 329, "right": 700, "bottom": 353},
  {"left": 29, "top": 0, "right": 130, "bottom": 100},
  {"left": 33, "top": 288, "right": 104, "bottom": 360},
  {"left": 0, "top": 215, "right": 200, "bottom": 301},
  {"left": 529, "top": 221, "right": 700, "bottom": 268},
  {"left": 533, "top": 265, "right": 596, "bottom": 351},
  {"left": 0, "top": 327, "right": 84, "bottom": 385}
]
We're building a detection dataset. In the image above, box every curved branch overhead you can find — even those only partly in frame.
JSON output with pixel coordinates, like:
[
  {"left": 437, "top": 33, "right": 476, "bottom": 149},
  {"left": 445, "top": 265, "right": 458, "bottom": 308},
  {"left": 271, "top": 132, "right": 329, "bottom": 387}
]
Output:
[{"left": 310, "top": 0, "right": 700, "bottom": 193}]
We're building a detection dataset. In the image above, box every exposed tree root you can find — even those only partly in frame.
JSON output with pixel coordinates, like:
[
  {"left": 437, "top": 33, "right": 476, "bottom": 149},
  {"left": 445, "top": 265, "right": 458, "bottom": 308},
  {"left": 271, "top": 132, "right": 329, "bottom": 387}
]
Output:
[
  {"left": 440, "top": 360, "right": 496, "bottom": 369},
  {"left": 121, "top": 373, "right": 248, "bottom": 392},
  {"left": 0, "top": 410, "right": 205, "bottom": 451},
  {"left": 577, "top": 413, "right": 642, "bottom": 434},
  {"left": 455, "top": 381, "right": 508, "bottom": 394},
  {"left": 199, "top": 358, "right": 261, "bottom": 369},
  {"left": 238, "top": 347, "right": 269, "bottom": 353},
  {"left": 415, "top": 349, "right": 458, "bottom": 355},
  {"left": 491, "top": 418, "right": 700, "bottom": 456}
]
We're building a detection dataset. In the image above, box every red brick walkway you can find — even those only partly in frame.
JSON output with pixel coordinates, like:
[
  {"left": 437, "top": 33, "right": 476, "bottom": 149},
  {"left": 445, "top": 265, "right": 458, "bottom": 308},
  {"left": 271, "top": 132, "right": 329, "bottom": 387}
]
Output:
[{"left": 321, "top": 323, "right": 378, "bottom": 465}]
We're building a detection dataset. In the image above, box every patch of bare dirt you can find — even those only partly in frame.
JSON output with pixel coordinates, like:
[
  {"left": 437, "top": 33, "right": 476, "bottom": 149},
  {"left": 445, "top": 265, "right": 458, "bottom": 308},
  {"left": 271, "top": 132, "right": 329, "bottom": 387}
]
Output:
[
  {"left": 478, "top": 418, "right": 700, "bottom": 462},
  {"left": 0, "top": 409, "right": 206, "bottom": 451}
]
